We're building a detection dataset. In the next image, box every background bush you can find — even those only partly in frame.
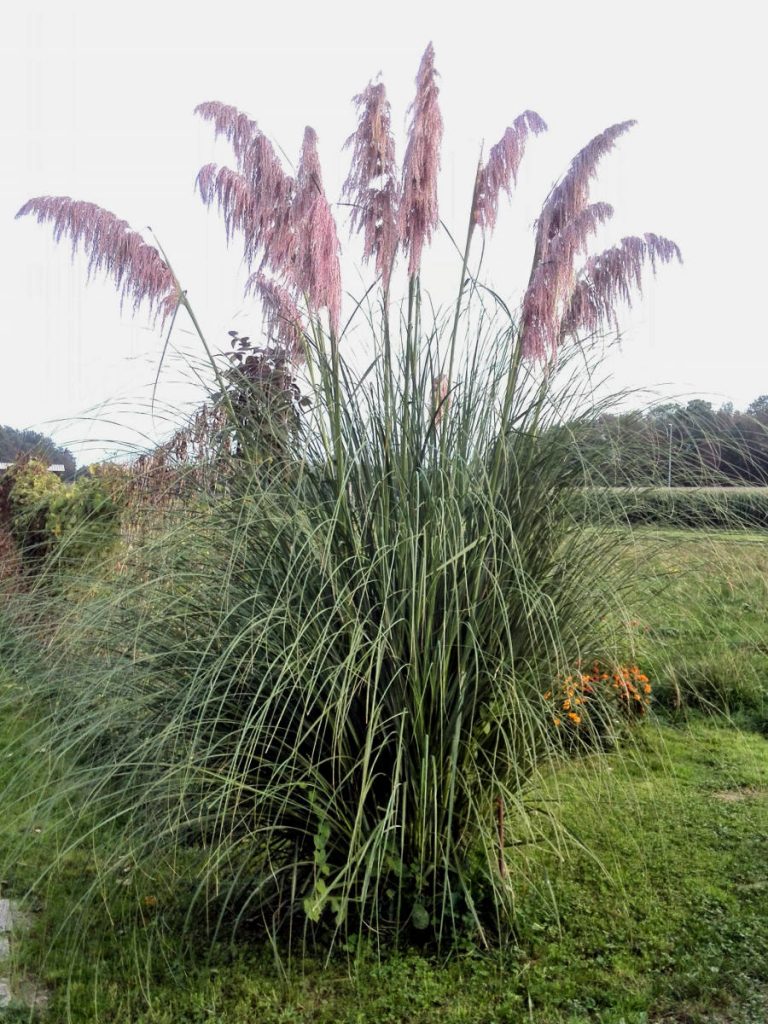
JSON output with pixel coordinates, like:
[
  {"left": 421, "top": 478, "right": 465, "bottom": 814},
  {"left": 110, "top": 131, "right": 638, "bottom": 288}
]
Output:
[
  {"left": 0, "top": 458, "right": 121, "bottom": 569},
  {"left": 590, "top": 486, "right": 768, "bottom": 530}
]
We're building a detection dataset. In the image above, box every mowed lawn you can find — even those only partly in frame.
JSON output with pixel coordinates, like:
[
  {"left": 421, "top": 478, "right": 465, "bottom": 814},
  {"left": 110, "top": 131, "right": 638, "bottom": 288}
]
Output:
[{"left": 1, "top": 528, "right": 767, "bottom": 1024}]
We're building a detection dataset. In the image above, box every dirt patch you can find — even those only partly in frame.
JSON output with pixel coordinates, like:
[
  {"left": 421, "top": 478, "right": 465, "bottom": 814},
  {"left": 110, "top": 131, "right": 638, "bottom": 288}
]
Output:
[
  {"left": 713, "top": 786, "right": 766, "bottom": 802},
  {"left": 0, "top": 897, "right": 50, "bottom": 1013}
]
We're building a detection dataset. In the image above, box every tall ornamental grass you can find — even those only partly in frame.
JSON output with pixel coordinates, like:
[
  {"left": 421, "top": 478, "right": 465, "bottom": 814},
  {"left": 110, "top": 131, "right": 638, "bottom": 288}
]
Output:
[{"left": 1, "top": 44, "right": 681, "bottom": 951}]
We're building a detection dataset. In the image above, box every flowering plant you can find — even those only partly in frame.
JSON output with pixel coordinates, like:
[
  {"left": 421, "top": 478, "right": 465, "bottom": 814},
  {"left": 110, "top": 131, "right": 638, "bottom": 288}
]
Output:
[
  {"left": 7, "top": 44, "right": 680, "bottom": 948},
  {"left": 546, "top": 662, "right": 653, "bottom": 742}
]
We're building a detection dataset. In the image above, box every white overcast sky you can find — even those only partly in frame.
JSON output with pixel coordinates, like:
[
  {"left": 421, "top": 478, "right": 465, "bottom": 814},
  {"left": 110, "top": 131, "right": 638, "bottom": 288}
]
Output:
[{"left": 1, "top": 0, "right": 765, "bottom": 461}]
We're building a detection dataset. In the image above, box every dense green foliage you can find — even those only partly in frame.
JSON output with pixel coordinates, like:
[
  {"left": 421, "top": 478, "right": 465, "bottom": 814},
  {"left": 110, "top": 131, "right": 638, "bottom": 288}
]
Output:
[
  {"left": 2, "top": 697, "right": 766, "bottom": 1022},
  {"left": 592, "top": 486, "right": 768, "bottom": 530},
  {"left": 0, "top": 459, "right": 121, "bottom": 569},
  {"left": 3, "top": 464, "right": 768, "bottom": 1023},
  {"left": 0, "top": 321, "right": 643, "bottom": 959}
]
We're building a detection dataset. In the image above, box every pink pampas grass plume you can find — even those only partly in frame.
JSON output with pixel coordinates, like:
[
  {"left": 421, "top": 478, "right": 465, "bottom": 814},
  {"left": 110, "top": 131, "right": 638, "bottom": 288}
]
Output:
[
  {"left": 195, "top": 164, "right": 261, "bottom": 260},
  {"left": 520, "top": 201, "right": 615, "bottom": 360},
  {"left": 292, "top": 127, "right": 342, "bottom": 336},
  {"left": 245, "top": 272, "right": 308, "bottom": 361},
  {"left": 343, "top": 80, "right": 400, "bottom": 289},
  {"left": 195, "top": 102, "right": 296, "bottom": 279},
  {"left": 473, "top": 111, "right": 547, "bottom": 231},
  {"left": 520, "top": 121, "right": 643, "bottom": 361},
  {"left": 399, "top": 43, "right": 443, "bottom": 277},
  {"left": 194, "top": 101, "right": 258, "bottom": 165},
  {"left": 431, "top": 373, "right": 450, "bottom": 426},
  {"left": 561, "top": 233, "right": 682, "bottom": 338},
  {"left": 15, "top": 197, "right": 179, "bottom": 323},
  {"left": 195, "top": 102, "right": 293, "bottom": 212},
  {"left": 196, "top": 105, "right": 341, "bottom": 334},
  {"left": 533, "top": 121, "right": 636, "bottom": 263}
]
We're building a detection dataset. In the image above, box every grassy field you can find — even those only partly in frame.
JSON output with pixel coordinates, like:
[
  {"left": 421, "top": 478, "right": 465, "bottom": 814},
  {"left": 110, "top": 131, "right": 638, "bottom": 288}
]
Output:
[
  {"left": 624, "top": 528, "right": 768, "bottom": 728},
  {"left": 1, "top": 528, "right": 767, "bottom": 1023}
]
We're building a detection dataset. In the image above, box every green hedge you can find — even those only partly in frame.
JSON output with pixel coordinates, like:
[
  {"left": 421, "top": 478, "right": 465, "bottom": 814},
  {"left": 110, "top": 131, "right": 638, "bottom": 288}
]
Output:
[
  {"left": 0, "top": 459, "right": 121, "bottom": 567},
  {"left": 587, "top": 487, "right": 768, "bottom": 530}
]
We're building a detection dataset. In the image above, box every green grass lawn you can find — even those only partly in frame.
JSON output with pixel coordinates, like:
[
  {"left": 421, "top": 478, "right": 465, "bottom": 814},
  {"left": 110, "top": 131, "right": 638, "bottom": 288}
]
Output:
[
  {"left": 1, "top": 528, "right": 767, "bottom": 1023},
  {"left": 2, "top": 717, "right": 766, "bottom": 1023},
  {"left": 624, "top": 528, "right": 768, "bottom": 728}
]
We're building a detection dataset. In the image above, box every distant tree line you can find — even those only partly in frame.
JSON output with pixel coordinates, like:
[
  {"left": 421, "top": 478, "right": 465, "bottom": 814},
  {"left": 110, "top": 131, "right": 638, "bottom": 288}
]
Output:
[
  {"left": 565, "top": 395, "right": 768, "bottom": 487},
  {"left": 0, "top": 425, "right": 76, "bottom": 481}
]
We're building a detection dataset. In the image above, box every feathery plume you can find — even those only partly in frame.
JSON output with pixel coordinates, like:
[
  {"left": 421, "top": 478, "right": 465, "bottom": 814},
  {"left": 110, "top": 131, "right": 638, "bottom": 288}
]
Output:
[
  {"left": 520, "top": 201, "right": 616, "bottom": 360},
  {"left": 197, "top": 109, "right": 342, "bottom": 334},
  {"left": 194, "top": 101, "right": 258, "bottom": 167},
  {"left": 15, "top": 197, "right": 179, "bottom": 323},
  {"left": 547, "top": 202, "right": 615, "bottom": 262},
  {"left": 238, "top": 134, "right": 296, "bottom": 269},
  {"left": 196, "top": 101, "right": 296, "bottom": 278},
  {"left": 533, "top": 121, "right": 636, "bottom": 262},
  {"left": 291, "top": 127, "right": 342, "bottom": 335},
  {"left": 196, "top": 102, "right": 294, "bottom": 207},
  {"left": 520, "top": 122, "right": 640, "bottom": 361},
  {"left": 245, "top": 272, "right": 308, "bottom": 361},
  {"left": 343, "top": 80, "right": 400, "bottom": 289},
  {"left": 197, "top": 159, "right": 297, "bottom": 282},
  {"left": 399, "top": 43, "right": 443, "bottom": 277},
  {"left": 642, "top": 232, "right": 683, "bottom": 273},
  {"left": 473, "top": 111, "right": 547, "bottom": 231},
  {"left": 195, "top": 164, "right": 260, "bottom": 258},
  {"left": 561, "top": 233, "right": 682, "bottom": 338}
]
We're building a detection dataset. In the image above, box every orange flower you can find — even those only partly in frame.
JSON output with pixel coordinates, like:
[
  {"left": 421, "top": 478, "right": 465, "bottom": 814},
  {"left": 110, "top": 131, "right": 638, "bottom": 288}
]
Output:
[{"left": 567, "top": 712, "right": 582, "bottom": 724}]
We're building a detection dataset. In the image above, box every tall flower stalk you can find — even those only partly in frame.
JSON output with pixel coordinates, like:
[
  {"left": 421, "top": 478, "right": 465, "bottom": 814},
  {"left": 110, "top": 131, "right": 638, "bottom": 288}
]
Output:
[
  {"left": 398, "top": 43, "right": 443, "bottom": 280},
  {"left": 343, "top": 80, "right": 400, "bottom": 292},
  {"left": 520, "top": 122, "right": 682, "bottom": 360},
  {"left": 15, "top": 198, "right": 180, "bottom": 323}
]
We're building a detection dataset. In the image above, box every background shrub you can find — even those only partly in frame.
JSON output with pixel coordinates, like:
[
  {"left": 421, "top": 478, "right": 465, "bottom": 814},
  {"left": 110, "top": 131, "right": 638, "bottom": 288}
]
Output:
[
  {"left": 0, "top": 458, "right": 121, "bottom": 570},
  {"left": 590, "top": 486, "right": 768, "bottom": 530},
  {"left": 2, "top": 457, "right": 64, "bottom": 561}
]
